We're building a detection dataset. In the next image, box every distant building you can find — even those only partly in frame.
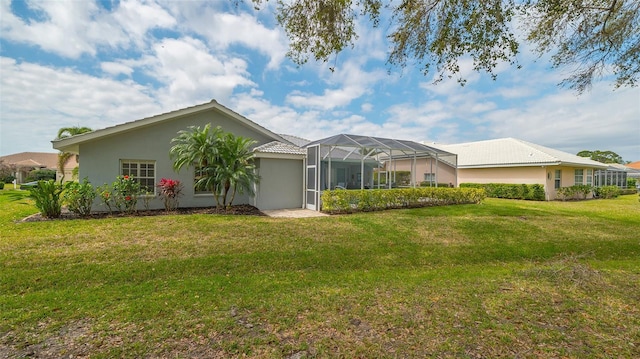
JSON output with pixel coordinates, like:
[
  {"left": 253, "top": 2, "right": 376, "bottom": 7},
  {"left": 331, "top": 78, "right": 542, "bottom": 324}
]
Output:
[{"left": 0, "top": 152, "right": 78, "bottom": 183}]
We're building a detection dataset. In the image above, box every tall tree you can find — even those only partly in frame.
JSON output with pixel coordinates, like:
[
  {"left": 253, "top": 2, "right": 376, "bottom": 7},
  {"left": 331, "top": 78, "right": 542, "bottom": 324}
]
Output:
[
  {"left": 215, "top": 132, "right": 259, "bottom": 209},
  {"left": 577, "top": 150, "right": 624, "bottom": 164},
  {"left": 56, "top": 126, "right": 93, "bottom": 182},
  {"left": 247, "top": 0, "right": 639, "bottom": 92},
  {"left": 170, "top": 124, "right": 223, "bottom": 207},
  {"left": 169, "top": 125, "right": 260, "bottom": 209}
]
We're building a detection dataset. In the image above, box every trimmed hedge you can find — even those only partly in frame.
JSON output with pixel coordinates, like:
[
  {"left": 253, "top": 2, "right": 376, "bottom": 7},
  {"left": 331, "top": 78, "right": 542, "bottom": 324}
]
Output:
[
  {"left": 321, "top": 187, "right": 486, "bottom": 214},
  {"left": 594, "top": 185, "right": 621, "bottom": 199},
  {"left": 460, "top": 183, "right": 545, "bottom": 201}
]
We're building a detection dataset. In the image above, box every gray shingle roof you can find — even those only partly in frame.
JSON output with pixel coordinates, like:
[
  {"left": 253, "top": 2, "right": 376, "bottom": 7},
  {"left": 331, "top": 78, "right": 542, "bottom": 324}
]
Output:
[{"left": 253, "top": 141, "right": 306, "bottom": 155}]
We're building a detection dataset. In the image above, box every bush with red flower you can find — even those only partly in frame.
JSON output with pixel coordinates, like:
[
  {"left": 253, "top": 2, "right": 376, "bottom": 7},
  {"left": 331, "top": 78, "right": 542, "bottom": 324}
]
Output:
[
  {"left": 157, "top": 178, "right": 183, "bottom": 211},
  {"left": 112, "top": 175, "right": 141, "bottom": 214}
]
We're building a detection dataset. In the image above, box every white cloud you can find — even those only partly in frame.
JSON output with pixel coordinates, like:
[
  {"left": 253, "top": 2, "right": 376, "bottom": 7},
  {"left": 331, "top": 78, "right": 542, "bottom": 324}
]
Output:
[
  {"left": 138, "top": 37, "right": 256, "bottom": 106},
  {"left": 164, "top": 3, "right": 287, "bottom": 70},
  {"left": 101, "top": 61, "right": 134, "bottom": 76},
  {"left": 0, "top": 57, "right": 161, "bottom": 154},
  {"left": 285, "top": 61, "right": 387, "bottom": 110},
  {"left": 0, "top": 0, "right": 175, "bottom": 59}
]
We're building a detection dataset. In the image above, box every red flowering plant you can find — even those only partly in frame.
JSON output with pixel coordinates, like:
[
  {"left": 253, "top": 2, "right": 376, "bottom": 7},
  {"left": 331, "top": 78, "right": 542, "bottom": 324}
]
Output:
[
  {"left": 112, "top": 175, "right": 141, "bottom": 214},
  {"left": 157, "top": 178, "right": 183, "bottom": 211},
  {"left": 97, "top": 184, "right": 113, "bottom": 213}
]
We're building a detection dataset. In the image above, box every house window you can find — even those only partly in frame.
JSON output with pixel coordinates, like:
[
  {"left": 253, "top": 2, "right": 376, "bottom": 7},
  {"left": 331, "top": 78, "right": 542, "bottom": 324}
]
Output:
[
  {"left": 586, "top": 169, "right": 593, "bottom": 186},
  {"left": 194, "top": 166, "right": 214, "bottom": 195},
  {"left": 423, "top": 173, "right": 435, "bottom": 183},
  {"left": 121, "top": 160, "right": 155, "bottom": 193},
  {"left": 554, "top": 170, "right": 561, "bottom": 189},
  {"left": 574, "top": 169, "right": 584, "bottom": 185}
]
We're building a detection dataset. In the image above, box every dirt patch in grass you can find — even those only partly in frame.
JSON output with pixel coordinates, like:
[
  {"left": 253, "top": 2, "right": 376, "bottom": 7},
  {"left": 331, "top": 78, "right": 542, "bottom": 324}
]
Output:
[{"left": 20, "top": 204, "right": 265, "bottom": 222}]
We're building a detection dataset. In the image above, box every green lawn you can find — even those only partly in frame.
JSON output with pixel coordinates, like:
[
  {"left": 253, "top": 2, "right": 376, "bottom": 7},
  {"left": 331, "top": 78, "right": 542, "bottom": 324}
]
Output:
[{"left": 1, "top": 189, "right": 639, "bottom": 358}]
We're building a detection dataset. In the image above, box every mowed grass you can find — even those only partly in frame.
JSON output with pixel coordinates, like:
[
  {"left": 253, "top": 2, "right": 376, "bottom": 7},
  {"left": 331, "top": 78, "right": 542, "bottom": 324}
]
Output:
[{"left": 1, "top": 189, "right": 639, "bottom": 358}]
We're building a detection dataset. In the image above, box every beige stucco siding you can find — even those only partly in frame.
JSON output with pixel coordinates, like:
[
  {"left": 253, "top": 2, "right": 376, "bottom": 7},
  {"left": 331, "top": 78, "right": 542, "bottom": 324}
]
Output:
[
  {"left": 392, "top": 158, "right": 457, "bottom": 186},
  {"left": 457, "top": 166, "right": 546, "bottom": 185},
  {"left": 79, "top": 109, "right": 280, "bottom": 211},
  {"left": 254, "top": 158, "right": 304, "bottom": 210}
]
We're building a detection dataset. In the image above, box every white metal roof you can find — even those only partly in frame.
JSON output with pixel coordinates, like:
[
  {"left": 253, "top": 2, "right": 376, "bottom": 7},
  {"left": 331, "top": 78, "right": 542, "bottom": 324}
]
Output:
[{"left": 436, "top": 138, "right": 608, "bottom": 169}]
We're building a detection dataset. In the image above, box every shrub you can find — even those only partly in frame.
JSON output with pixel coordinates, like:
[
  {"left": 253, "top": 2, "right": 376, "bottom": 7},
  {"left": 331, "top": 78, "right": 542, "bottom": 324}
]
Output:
[
  {"left": 0, "top": 174, "right": 15, "bottom": 184},
  {"left": 97, "top": 184, "right": 114, "bottom": 213},
  {"left": 157, "top": 178, "right": 183, "bottom": 211},
  {"left": 112, "top": 175, "right": 141, "bottom": 214},
  {"left": 29, "top": 180, "right": 64, "bottom": 218},
  {"left": 0, "top": 182, "right": 4, "bottom": 190},
  {"left": 25, "top": 169, "right": 56, "bottom": 182},
  {"left": 460, "top": 183, "right": 546, "bottom": 201},
  {"left": 627, "top": 177, "right": 637, "bottom": 188},
  {"left": 321, "top": 187, "right": 485, "bottom": 214},
  {"left": 594, "top": 185, "right": 620, "bottom": 199},
  {"left": 63, "top": 178, "right": 97, "bottom": 217},
  {"left": 556, "top": 185, "right": 593, "bottom": 201}
]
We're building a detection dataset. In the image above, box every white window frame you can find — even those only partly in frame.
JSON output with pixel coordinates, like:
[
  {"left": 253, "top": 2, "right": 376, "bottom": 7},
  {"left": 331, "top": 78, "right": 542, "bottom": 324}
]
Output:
[
  {"left": 574, "top": 169, "right": 584, "bottom": 185},
  {"left": 586, "top": 169, "right": 593, "bottom": 186},
  {"left": 120, "top": 160, "right": 156, "bottom": 194},
  {"left": 554, "top": 170, "right": 561, "bottom": 189}
]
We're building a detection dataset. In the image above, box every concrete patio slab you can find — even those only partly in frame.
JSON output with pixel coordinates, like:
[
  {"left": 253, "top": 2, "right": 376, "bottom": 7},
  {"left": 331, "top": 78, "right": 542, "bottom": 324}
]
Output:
[{"left": 262, "top": 208, "right": 328, "bottom": 218}]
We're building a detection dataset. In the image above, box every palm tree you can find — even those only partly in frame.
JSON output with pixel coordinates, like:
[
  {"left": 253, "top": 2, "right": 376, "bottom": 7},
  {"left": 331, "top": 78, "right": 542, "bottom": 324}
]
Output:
[
  {"left": 215, "top": 132, "right": 259, "bottom": 209},
  {"left": 169, "top": 124, "right": 224, "bottom": 207},
  {"left": 56, "top": 126, "right": 93, "bottom": 182},
  {"left": 169, "top": 124, "right": 260, "bottom": 210}
]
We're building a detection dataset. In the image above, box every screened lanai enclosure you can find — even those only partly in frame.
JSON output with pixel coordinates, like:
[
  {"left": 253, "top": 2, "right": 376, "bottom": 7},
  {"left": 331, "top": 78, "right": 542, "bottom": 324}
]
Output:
[{"left": 304, "top": 134, "right": 457, "bottom": 211}]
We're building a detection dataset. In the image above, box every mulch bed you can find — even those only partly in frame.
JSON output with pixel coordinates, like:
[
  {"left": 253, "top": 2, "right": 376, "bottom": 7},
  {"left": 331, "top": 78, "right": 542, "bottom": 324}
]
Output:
[{"left": 20, "top": 204, "right": 265, "bottom": 222}]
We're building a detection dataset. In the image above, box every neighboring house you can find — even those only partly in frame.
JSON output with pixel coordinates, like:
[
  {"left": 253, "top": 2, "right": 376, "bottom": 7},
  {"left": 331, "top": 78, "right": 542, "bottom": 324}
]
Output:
[
  {"left": 625, "top": 161, "right": 640, "bottom": 184},
  {"left": 626, "top": 161, "right": 640, "bottom": 170},
  {"left": 432, "top": 138, "right": 608, "bottom": 200},
  {"left": 53, "top": 100, "right": 306, "bottom": 211},
  {"left": 0, "top": 152, "right": 78, "bottom": 183}
]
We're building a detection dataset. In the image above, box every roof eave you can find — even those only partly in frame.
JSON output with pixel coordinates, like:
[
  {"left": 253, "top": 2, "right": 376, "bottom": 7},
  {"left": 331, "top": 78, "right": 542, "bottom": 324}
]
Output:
[{"left": 51, "top": 100, "right": 286, "bottom": 152}]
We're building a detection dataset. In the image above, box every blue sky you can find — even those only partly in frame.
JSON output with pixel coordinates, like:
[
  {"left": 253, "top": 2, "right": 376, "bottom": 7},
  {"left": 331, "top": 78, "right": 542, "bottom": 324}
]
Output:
[{"left": 1, "top": 0, "right": 639, "bottom": 161}]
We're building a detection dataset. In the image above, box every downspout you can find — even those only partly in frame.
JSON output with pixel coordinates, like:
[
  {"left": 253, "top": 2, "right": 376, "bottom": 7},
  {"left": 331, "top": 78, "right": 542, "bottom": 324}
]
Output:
[{"left": 435, "top": 153, "right": 439, "bottom": 187}]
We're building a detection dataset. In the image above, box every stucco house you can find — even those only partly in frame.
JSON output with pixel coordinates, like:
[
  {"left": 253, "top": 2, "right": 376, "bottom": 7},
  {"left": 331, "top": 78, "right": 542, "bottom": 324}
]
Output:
[
  {"left": 0, "top": 152, "right": 78, "bottom": 183},
  {"left": 392, "top": 138, "right": 612, "bottom": 200},
  {"left": 437, "top": 138, "right": 608, "bottom": 200},
  {"left": 52, "top": 100, "right": 306, "bottom": 211},
  {"left": 52, "top": 100, "right": 458, "bottom": 212}
]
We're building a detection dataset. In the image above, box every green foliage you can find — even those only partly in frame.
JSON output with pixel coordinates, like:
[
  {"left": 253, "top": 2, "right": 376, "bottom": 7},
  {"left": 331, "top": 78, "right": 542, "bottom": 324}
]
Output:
[
  {"left": 0, "top": 159, "right": 16, "bottom": 183},
  {"left": 595, "top": 185, "right": 621, "bottom": 199},
  {"left": 249, "top": 0, "right": 639, "bottom": 92},
  {"left": 170, "top": 124, "right": 259, "bottom": 209},
  {"left": 28, "top": 180, "right": 64, "bottom": 218},
  {"left": 460, "top": 183, "right": 546, "bottom": 201},
  {"left": 112, "top": 175, "right": 141, "bottom": 214},
  {"left": 321, "top": 187, "right": 486, "bottom": 213},
  {"left": 0, "top": 182, "right": 4, "bottom": 190},
  {"left": 557, "top": 184, "right": 594, "bottom": 201},
  {"left": 2, "top": 191, "right": 640, "bottom": 357},
  {"left": 63, "top": 178, "right": 97, "bottom": 217},
  {"left": 25, "top": 169, "right": 56, "bottom": 183},
  {"left": 627, "top": 177, "right": 637, "bottom": 188},
  {"left": 577, "top": 150, "right": 625, "bottom": 164},
  {"left": 97, "top": 184, "right": 113, "bottom": 213}
]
